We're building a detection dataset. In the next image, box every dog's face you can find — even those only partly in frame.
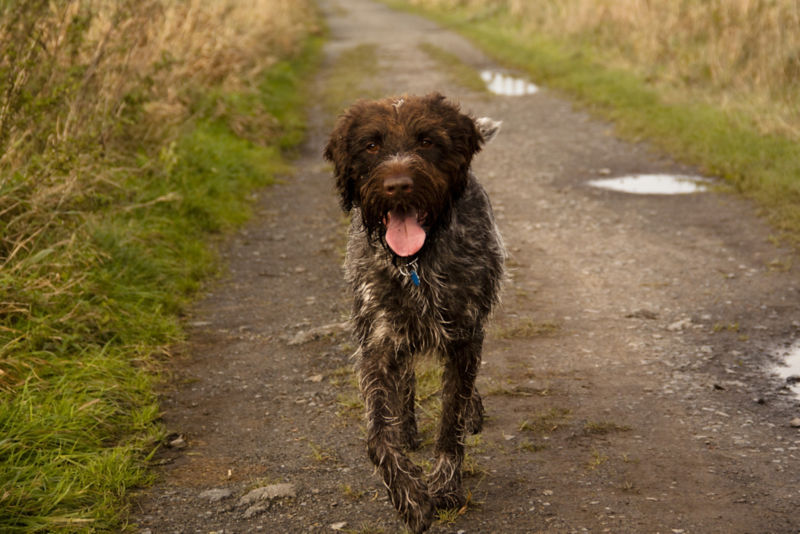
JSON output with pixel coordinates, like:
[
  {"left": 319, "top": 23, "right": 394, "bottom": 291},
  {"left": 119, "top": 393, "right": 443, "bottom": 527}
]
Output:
[{"left": 324, "top": 93, "right": 484, "bottom": 257}]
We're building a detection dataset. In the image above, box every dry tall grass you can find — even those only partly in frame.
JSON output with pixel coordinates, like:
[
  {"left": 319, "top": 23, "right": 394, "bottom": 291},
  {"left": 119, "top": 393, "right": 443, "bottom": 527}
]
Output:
[
  {"left": 409, "top": 0, "right": 800, "bottom": 138},
  {"left": 0, "top": 0, "right": 314, "bottom": 331},
  {"left": 0, "top": 0, "right": 311, "bottom": 167},
  {"left": 0, "top": 0, "right": 314, "bottom": 389}
]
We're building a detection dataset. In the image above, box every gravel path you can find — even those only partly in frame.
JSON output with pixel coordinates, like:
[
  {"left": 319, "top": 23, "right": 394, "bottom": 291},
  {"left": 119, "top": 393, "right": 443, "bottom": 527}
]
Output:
[{"left": 133, "top": 1, "right": 800, "bottom": 532}]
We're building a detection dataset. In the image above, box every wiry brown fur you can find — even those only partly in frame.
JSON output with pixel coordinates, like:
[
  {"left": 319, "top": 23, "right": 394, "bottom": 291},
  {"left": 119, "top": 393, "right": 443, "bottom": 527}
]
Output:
[{"left": 325, "top": 93, "right": 504, "bottom": 533}]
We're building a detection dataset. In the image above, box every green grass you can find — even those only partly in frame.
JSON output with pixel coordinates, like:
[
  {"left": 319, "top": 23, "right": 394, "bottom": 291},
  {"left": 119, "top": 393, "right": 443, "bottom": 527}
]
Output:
[
  {"left": 382, "top": 0, "right": 800, "bottom": 246},
  {"left": 0, "top": 33, "right": 323, "bottom": 534},
  {"left": 518, "top": 407, "right": 571, "bottom": 435}
]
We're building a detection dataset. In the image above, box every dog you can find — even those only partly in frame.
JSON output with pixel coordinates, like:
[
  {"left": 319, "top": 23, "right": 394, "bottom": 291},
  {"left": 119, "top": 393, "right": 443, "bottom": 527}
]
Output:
[{"left": 324, "top": 93, "right": 504, "bottom": 533}]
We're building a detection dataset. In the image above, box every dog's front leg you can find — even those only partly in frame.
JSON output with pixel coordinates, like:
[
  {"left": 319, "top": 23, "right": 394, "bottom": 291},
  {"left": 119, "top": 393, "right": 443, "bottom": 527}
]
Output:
[
  {"left": 357, "top": 346, "right": 434, "bottom": 533},
  {"left": 429, "top": 334, "right": 483, "bottom": 509},
  {"left": 398, "top": 363, "right": 422, "bottom": 450}
]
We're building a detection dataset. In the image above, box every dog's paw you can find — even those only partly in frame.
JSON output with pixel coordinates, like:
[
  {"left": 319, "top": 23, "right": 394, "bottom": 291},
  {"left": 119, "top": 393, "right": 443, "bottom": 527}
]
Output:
[
  {"left": 428, "top": 455, "right": 465, "bottom": 510},
  {"left": 401, "top": 492, "right": 435, "bottom": 534},
  {"left": 432, "top": 487, "right": 466, "bottom": 511},
  {"left": 388, "top": 466, "right": 434, "bottom": 533}
]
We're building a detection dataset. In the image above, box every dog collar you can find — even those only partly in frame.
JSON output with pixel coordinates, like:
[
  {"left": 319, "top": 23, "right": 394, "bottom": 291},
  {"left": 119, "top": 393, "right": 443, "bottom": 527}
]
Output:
[{"left": 397, "top": 257, "right": 420, "bottom": 287}]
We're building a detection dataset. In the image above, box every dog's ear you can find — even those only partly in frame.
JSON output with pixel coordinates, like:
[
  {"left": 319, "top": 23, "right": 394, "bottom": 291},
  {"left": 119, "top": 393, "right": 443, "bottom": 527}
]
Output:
[
  {"left": 453, "top": 108, "right": 484, "bottom": 167},
  {"left": 475, "top": 117, "right": 502, "bottom": 144},
  {"left": 324, "top": 113, "right": 357, "bottom": 212}
]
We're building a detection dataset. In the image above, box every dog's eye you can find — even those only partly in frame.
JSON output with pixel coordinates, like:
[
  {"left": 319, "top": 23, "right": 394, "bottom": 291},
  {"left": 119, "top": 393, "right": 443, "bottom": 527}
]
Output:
[
  {"left": 419, "top": 138, "right": 433, "bottom": 148},
  {"left": 366, "top": 142, "right": 380, "bottom": 154}
]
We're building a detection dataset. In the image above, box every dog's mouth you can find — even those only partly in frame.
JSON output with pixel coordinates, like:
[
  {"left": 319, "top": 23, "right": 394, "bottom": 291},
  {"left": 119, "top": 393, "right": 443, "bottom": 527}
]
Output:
[{"left": 384, "top": 208, "right": 427, "bottom": 257}]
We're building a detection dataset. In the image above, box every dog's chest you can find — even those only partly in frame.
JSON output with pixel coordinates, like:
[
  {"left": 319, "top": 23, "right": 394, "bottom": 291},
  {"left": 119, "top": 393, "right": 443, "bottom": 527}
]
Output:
[{"left": 347, "top": 244, "right": 491, "bottom": 353}]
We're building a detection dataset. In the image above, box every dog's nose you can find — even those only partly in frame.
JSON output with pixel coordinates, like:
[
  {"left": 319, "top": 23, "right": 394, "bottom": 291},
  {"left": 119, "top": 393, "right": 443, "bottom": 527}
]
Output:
[{"left": 383, "top": 175, "right": 413, "bottom": 196}]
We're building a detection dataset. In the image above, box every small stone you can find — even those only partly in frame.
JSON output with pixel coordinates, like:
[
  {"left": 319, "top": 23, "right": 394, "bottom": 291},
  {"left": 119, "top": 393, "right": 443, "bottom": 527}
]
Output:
[
  {"left": 169, "top": 437, "right": 187, "bottom": 449},
  {"left": 789, "top": 417, "right": 800, "bottom": 428},
  {"left": 626, "top": 309, "right": 658, "bottom": 320},
  {"left": 286, "top": 322, "right": 349, "bottom": 346},
  {"left": 243, "top": 504, "right": 269, "bottom": 518},
  {"left": 330, "top": 522, "right": 347, "bottom": 531},
  {"left": 667, "top": 318, "right": 692, "bottom": 332},
  {"left": 239, "top": 483, "right": 296, "bottom": 506},
  {"left": 198, "top": 488, "right": 232, "bottom": 502}
]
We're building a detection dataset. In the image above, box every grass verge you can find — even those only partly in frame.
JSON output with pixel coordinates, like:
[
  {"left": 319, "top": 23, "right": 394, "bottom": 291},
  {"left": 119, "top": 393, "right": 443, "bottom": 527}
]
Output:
[
  {"left": 381, "top": 0, "right": 800, "bottom": 246},
  {"left": 0, "top": 24, "right": 322, "bottom": 534}
]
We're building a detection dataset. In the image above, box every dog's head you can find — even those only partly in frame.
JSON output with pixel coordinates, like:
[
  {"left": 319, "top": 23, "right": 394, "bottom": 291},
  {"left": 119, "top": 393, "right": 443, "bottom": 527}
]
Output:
[{"left": 324, "top": 93, "right": 498, "bottom": 257}]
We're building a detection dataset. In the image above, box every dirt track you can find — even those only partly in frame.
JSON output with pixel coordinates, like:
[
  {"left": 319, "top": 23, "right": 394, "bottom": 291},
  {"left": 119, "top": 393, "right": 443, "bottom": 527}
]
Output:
[{"left": 133, "top": 1, "right": 800, "bottom": 532}]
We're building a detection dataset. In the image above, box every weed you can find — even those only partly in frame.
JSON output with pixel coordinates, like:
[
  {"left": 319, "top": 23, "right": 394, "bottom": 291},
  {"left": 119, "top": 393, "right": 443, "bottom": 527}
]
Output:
[
  {"left": 341, "top": 484, "right": 366, "bottom": 502},
  {"left": 518, "top": 407, "right": 571, "bottom": 435},
  {"left": 494, "top": 319, "right": 560, "bottom": 339},
  {"left": 518, "top": 439, "right": 547, "bottom": 453},
  {"left": 462, "top": 451, "right": 486, "bottom": 477},
  {"left": 586, "top": 449, "right": 609, "bottom": 470},
  {"left": 343, "top": 523, "right": 386, "bottom": 534},
  {"left": 584, "top": 420, "right": 632, "bottom": 436},
  {"left": 435, "top": 489, "right": 473, "bottom": 524},
  {"left": 308, "top": 441, "right": 338, "bottom": 463},
  {"left": 712, "top": 322, "right": 740, "bottom": 334},
  {"left": 486, "top": 382, "right": 550, "bottom": 397},
  {"left": 329, "top": 365, "right": 357, "bottom": 388},
  {"left": 336, "top": 391, "right": 365, "bottom": 419},
  {"left": 435, "top": 507, "right": 462, "bottom": 524}
]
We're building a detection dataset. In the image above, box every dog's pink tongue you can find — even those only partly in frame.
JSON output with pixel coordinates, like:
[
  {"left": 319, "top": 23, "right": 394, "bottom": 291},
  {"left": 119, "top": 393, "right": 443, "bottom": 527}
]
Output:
[{"left": 385, "top": 209, "right": 426, "bottom": 257}]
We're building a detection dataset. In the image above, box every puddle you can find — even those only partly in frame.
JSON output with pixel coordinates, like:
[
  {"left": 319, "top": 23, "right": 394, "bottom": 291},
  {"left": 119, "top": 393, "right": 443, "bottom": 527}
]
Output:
[
  {"left": 588, "top": 174, "right": 709, "bottom": 195},
  {"left": 480, "top": 70, "right": 539, "bottom": 96},
  {"left": 771, "top": 341, "right": 800, "bottom": 400}
]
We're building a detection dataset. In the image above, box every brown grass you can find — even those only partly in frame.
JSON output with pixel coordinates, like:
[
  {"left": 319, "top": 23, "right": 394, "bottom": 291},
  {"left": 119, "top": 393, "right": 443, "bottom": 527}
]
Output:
[
  {"left": 0, "top": 0, "right": 315, "bottom": 346},
  {"left": 407, "top": 0, "right": 800, "bottom": 139},
  {"left": 0, "top": 0, "right": 313, "bottom": 167}
]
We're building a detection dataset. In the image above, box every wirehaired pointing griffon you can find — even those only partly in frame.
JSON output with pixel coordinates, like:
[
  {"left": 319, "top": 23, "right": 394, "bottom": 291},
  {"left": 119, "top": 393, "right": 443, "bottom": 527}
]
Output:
[{"left": 324, "top": 93, "right": 504, "bottom": 533}]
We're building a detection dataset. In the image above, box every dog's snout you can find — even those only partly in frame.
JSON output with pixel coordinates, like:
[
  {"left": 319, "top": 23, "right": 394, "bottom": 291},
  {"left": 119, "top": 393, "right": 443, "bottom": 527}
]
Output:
[{"left": 383, "top": 175, "right": 413, "bottom": 196}]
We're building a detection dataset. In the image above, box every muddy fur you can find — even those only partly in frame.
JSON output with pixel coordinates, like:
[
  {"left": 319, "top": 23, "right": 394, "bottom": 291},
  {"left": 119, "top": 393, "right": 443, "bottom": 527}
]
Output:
[{"left": 325, "top": 93, "right": 504, "bottom": 533}]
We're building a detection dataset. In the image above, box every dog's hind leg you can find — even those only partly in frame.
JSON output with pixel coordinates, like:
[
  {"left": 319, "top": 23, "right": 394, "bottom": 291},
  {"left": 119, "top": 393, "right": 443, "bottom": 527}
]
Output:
[
  {"left": 465, "top": 386, "right": 485, "bottom": 435},
  {"left": 357, "top": 346, "right": 434, "bottom": 533},
  {"left": 428, "top": 334, "right": 483, "bottom": 509}
]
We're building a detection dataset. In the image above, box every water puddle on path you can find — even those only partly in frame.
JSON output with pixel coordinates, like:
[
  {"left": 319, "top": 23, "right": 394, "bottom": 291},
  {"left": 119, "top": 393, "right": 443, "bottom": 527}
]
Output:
[
  {"left": 481, "top": 70, "right": 539, "bottom": 96},
  {"left": 588, "top": 174, "right": 709, "bottom": 195},
  {"left": 770, "top": 341, "right": 800, "bottom": 400}
]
